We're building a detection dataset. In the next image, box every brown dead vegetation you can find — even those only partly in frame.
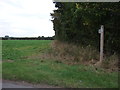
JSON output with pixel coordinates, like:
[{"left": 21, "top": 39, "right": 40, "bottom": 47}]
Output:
[
  {"left": 27, "top": 40, "right": 118, "bottom": 72},
  {"left": 49, "top": 40, "right": 118, "bottom": 71}
]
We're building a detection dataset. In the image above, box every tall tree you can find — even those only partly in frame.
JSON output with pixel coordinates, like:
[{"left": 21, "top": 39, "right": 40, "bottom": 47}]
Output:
[{"left": 51, "top": 2, "right": 120, "bottom": 54}]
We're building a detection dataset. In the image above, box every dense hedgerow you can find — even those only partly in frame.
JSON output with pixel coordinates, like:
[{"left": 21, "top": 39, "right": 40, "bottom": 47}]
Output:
[{"left": 51, "top": 2, "right": 120, "bottom": 54}]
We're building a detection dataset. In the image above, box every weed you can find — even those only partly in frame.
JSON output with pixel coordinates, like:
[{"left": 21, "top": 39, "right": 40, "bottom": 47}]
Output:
[{"left": 47, "top": 40, "right": 118, "bottom": 71}]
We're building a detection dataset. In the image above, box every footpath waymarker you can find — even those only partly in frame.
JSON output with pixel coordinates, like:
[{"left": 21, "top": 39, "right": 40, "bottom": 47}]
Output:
[{"left": 98, "top": 25, "right": 104, "bottom": 63}]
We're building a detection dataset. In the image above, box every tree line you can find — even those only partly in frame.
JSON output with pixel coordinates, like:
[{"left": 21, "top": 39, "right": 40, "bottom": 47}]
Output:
[
  {"left": 51, "top": 2, "right": 120, "bottom": 54},
  {"left": 1, "top": 36, "right": 54, "bottom": 40}
]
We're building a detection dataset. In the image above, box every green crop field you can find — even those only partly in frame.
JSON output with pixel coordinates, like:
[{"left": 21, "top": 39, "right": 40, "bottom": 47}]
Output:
[{"left": 2, "top": 40, "right": 118, "bottom": 88}]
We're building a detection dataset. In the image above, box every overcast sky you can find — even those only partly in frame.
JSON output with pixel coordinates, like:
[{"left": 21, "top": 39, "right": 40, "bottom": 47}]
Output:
[{"left": 0, "top": 0, "right": 56, "bottom": 37}]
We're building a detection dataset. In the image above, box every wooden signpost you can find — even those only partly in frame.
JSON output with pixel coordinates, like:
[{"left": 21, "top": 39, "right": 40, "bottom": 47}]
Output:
[{"left": 98, "top": 25, "right": 104, "bottom": 63}]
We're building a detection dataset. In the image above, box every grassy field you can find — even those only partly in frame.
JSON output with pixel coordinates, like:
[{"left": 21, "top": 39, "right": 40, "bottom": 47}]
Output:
[{"left": 2, "top": 40, "right": 118, "bottom": 88}]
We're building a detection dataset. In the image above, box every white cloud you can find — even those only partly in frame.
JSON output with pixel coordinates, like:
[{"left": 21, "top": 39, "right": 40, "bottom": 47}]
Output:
[{"left": 0, "top": 0, "right": 56, "bottom": 37}]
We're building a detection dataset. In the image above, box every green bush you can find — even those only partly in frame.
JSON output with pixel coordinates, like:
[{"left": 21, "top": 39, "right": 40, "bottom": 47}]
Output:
[{"left": 51, "top": 2, "right": 120, "bottom": 54}]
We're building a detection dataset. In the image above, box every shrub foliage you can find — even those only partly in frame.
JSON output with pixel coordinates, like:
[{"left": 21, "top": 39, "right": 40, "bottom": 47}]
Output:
[{"left": 51, "top": 2, "right": 120, "bottom": 54}]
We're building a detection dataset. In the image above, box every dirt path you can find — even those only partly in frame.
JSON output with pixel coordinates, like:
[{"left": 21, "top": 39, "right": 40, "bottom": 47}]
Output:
[{"left": 2, "top": 80, "right": 60, "bottom": 88}]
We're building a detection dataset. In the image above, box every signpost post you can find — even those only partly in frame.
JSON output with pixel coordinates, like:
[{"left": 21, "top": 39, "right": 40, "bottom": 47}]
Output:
[{"left": 98, "top": 25, "right": 104, "bottom": 63}]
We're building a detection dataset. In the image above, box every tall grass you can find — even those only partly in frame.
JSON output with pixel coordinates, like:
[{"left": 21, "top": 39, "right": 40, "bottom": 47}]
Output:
[{"left": 46, "top": 40, "right": 118, "bottom": 71}]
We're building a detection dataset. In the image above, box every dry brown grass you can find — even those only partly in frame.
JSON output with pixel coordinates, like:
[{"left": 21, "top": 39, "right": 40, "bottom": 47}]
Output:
[
  {"left": 46, "top": 40, "right": 100, "bottom": 65},
  {"left": 102, "top": 54, "right": 118, "bottom": 71},
  {"left": 46, "top": 40, "right": 118, "bottom": 71},
  {"left": 26, "top": 40, "right": 118, "bottom": 71}
]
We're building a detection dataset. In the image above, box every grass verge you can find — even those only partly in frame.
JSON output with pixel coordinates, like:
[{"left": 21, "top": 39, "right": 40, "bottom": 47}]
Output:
[{"left": 2, "top": 40, "right": 118, "bottom": 88}]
